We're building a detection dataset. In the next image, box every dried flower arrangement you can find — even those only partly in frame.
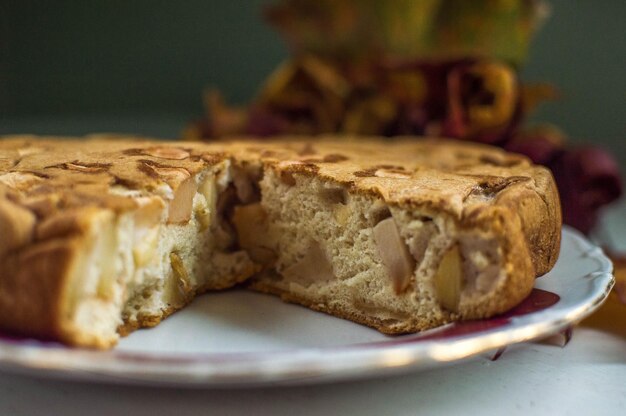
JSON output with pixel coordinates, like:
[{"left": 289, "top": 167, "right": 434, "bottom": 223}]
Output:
[{"left": 186, "top": 0, "right": 622, "bottom": 236}]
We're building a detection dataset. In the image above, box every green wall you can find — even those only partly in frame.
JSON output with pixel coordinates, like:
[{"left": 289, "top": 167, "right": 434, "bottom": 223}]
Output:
[
  {"left": 0, "top": 1, "right": 623, "bottom": 164},
  {"left": 0, "top": 0, "right": 285, "bottom": 115}
]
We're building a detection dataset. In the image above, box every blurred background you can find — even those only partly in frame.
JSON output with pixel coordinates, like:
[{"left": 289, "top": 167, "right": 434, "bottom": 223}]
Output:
[{"left": 0, "top": 0, "right": 623, "bottom": 172}]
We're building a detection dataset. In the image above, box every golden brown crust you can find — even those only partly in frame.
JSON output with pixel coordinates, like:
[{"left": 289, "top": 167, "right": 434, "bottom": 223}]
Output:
[
  {"left": 0, "top": 134, "right": 561, "bottom": 344},
  {"left": 0, "top": 237, "right": 80, "bottom": 343},
  {"left": 250, "top": 279, "right": 451, "bottom": 334},
  {"left": 457, "top": 204, "right": 535, "bottom": 319},
  {"left": 117, "top": 306, "right": 178, "bottom": 338}
]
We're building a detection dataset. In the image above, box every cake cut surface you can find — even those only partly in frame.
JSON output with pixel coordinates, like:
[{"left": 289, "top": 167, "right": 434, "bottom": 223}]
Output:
[{"left": 0, "top": 135, "right": 561, "bottom": 348}]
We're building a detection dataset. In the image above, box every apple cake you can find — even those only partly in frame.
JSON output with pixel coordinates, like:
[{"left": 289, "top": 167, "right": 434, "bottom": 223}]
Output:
[{"left": 0, "top": 135, "right": 561, "bottom": 348}]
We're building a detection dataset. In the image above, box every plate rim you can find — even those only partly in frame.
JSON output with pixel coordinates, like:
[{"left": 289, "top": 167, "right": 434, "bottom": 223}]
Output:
[{"left": 0, "top": 226, "right": 615, "bottom": 387}]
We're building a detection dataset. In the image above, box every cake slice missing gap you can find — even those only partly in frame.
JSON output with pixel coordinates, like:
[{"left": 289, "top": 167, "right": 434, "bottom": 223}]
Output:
[{"left": 0, "top": 137, "right": 561, "bottom": 348}]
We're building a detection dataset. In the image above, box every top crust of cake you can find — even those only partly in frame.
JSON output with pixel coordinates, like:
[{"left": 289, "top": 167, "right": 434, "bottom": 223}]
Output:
[
  {"left": 204, "top": 136, "right": 561, "bottom": 276},
  {"left": 0, "top": 134, "right": 561, "bottom": 346}
]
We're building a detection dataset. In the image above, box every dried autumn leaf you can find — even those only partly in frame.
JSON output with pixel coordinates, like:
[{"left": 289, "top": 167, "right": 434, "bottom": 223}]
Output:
[
  {"left": 504, "top": 124, "right": 566, "bottom": 165},
  {"left": 341, "top": 95, "right": 397, "bottom": 135},
  {"left": 443, "top": 60, "right": 519, "bottom": 143},
  {"left": 551, "top": 147, "right": 623, "bottom": 234},
  {"left": 521, "top": 82, "right": 560, "bottom": 115},
  {"left": 204, "top": 90, "right": 248, "bottom": 137}
]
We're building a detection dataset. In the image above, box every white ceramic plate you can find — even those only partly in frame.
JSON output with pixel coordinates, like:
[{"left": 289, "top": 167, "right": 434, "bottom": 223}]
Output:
[{"left": 0, "top": 227, "right": 614, "bottom": 387}]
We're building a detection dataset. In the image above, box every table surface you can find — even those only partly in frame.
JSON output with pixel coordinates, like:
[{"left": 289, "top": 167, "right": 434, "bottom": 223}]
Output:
[
  {"left": 0, "top": 326, "right": 623, "bottom": 416},
  {"left": 0, "top": 118, "right": 624, "bottom": 416}
]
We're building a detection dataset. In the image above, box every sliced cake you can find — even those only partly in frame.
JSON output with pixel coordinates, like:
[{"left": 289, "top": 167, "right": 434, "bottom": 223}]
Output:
[{"left": 0, "top": 135, "right": 561, "bottom": 347}]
